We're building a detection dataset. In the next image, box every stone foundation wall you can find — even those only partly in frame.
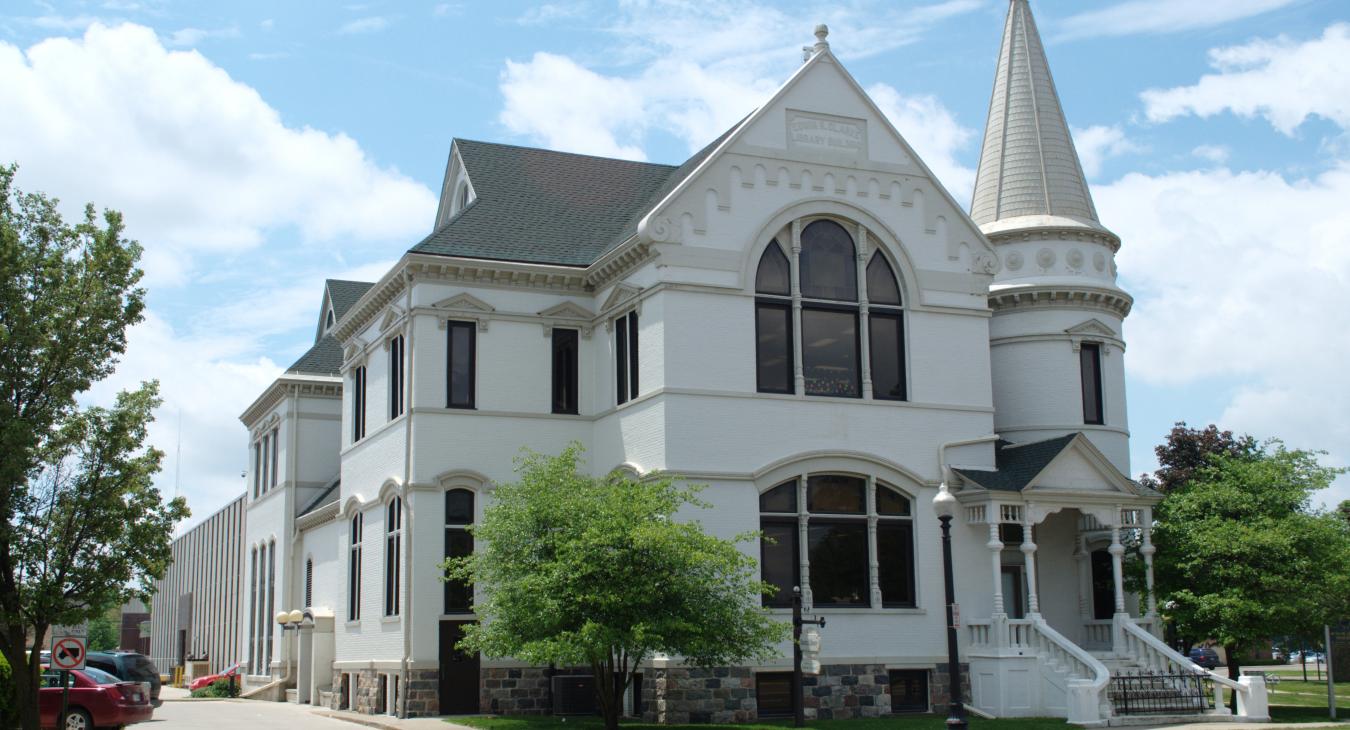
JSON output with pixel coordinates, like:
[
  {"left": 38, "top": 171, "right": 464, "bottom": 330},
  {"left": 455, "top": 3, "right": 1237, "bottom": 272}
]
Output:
[
  {"left": 352, "top": 669, "right": 383, "bottom": 715},
  {"left": 929, "top": 662, "right": 970, "bottom": 710},
  {"left": 482, "top": 667, "right": 551, "bottom": 715},
  {"left": 646, "top": 667, "right": 756, "bottom": 724},
  {"left": 405, "top": 668, "right": 441, "bottom": 717},
  {"left": 801, "top": 664, "right": 890, "bottom": 720}
]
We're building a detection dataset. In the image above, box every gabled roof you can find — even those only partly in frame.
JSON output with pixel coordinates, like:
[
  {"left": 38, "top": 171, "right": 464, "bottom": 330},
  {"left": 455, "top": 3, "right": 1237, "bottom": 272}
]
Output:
[
  {"left": 286, "top": 334, "right": 344, "bottom": 376},
  {"left": 955, "top": 434, "right": 1077, "bottom": 492},
  {"left": 327, "top": 279, "right": 374, "bottom": 323},
  {"left": 408, "top": 124, "right": 742, "bottom": 267},
  {"left": 299, "top": 475, "right": 340, "bottom": 517},
  {"left": 970, "top": 0, "right": 1099, "bottom": 227}
]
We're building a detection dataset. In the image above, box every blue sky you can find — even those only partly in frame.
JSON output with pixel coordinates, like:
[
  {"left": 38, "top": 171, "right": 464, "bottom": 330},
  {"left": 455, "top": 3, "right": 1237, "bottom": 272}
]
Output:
[{"left": 2, "top": 0, "right": 1348, "bottom": 527}]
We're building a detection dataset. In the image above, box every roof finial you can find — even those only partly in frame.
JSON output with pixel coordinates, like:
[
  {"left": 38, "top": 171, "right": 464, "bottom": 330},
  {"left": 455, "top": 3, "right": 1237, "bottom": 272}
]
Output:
[{"left": 802, "top": 23, "right": 829, "bottom": 62}]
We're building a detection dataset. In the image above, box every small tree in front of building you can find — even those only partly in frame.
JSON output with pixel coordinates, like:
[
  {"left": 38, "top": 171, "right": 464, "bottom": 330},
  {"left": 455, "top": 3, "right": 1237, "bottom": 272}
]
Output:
[
  {"left": 443, "top": 445, "right": 788, "bottom": 730},
  {"left": 1147, "top": 436, "right": 1350, "bottom": 694}
]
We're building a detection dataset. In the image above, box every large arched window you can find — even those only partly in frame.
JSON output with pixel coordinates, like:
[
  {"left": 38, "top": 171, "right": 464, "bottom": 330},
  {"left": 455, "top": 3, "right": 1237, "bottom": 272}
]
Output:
[
  {"left": 754, "top": 219, "right": 906, "bottom": 400},
  {"left": 444, "top": 489, "right": 474, "bottom": 613},
  {"left": 759, "top": 475, "right": 915, "bottom": 609}
]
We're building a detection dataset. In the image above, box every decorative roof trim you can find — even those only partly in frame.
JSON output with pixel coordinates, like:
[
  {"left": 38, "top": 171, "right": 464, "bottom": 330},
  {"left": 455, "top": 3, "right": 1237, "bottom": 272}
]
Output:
[
  {"left": 295, "top": 500, "right": 341, "bottom": 532},
  {"left": 989, "top": 284, "right": 1132, "bottom": 317},
  {"left": 984, "top": 223, "right": 1120, "bottom": 253},
  {"left": 239, "top": 374, "right": 342, "bottom": 427}
]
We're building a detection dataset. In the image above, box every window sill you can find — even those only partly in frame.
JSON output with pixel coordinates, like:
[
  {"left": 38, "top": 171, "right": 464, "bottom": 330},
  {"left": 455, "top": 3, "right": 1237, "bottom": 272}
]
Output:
[
  {"left": 345, "top": 620, "right": 362, "bottom": 628},
  {"left": 766, "top": 607, "right": 925, "bottom": 615},
  {"left": 380, "top": 615, "right": 401, "bottom": 625}
]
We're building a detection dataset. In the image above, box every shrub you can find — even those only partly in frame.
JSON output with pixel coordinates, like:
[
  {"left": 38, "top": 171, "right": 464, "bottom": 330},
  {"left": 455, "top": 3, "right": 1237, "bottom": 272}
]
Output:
[
  {"left": 0, "top": 653, "right": 15, "bottom": 727},
  {"left": 190, "top": 677, "right": 240, "bottom": 698}
]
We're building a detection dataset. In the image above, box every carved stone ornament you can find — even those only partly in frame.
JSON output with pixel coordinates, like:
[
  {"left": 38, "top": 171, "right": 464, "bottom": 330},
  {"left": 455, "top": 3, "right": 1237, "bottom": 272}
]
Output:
[
  {"left": 432, "top": 292, "right": 494, "bottom": 332},
  {"left": 1005, "top": 251, "right": 1024, "bottom": 271},
  {"left": 1093, "top": 251, "right": 1106, "bottom": 272},
  {"left": 1066, "top": 248, "right": 1085, "bottom": 271},
  {"left": 1036, "top": 247, "right": 1056, "bottom": 270},
  {"left": 648, "top": 216, "right": 680, "bottom": 243},
  {"left": 537, "top": 301, "right": 595, "bottom": 339},
  {"left": 972, "top": 252, "right": 1000, "bottom": 275}
]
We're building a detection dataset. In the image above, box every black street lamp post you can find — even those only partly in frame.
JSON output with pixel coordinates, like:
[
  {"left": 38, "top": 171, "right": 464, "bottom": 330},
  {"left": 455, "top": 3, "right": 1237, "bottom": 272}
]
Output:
[
  {"left": 791, "top": 586, "right": 825, "bottom": 728},
  {"left": 933, "top": 484, "right": 968, "bottom": 730}
]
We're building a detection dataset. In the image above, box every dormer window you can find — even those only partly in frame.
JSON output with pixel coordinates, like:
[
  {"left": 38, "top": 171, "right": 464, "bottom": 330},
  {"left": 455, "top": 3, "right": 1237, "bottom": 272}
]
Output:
[
  {"left": 458, "top": 184, "right": 469, "bottom": 211},
  {"left": 326, "top": 309, "right": 335, "bottom": 332}
]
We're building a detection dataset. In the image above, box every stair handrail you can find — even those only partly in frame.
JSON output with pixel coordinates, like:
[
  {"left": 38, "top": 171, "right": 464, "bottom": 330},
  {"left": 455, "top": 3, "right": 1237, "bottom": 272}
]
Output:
[
  {"left": 1117, "top": 617, "right": 1269, "bottom": 719},
  {"left": 1031, "top": 616, "right": 1110, "bottom": 690},
  {"left": 1117, "top": 618, "right": 1237, "bottom": 688}
]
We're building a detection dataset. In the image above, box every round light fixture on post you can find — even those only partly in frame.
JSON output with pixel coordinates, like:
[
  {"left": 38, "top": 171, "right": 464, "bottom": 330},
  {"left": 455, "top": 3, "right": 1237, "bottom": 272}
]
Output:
[
  {"left": 275, "top": 611, "right": 290, "bottom": 626},
  {"left": 931, "top": 482, "right": 967, "bottom": 730},
  {"left": 288, "top": 609, "right": 305, "bottom": 625}
]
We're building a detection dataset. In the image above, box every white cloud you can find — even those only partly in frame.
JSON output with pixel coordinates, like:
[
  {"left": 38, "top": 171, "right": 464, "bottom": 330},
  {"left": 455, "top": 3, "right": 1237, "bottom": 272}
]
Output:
[
  {"left": 1191, "top": 144, "right": 1231, "bottom": 164},
  {"left": 1072, "top": 125, "right": 1142, "bottom": 178},
  {"left": 1056, "top": 0, "right": 1297, "bottom": 41},
  {"left": 1099, "top": 162, "right": 1350, "bottom": 506},
  {"left": 868, "top": 83, "right": 975, "bottom": 203},
  {"left": 0, "top": 23, "right": 435, "bottom": 288},
  {"left": 1141, "top": 23, "right": 1350, "bottom": 135},
  {"left": 337, "top": 16, "right": 389, "bottom": 34},
  {"left": 517, "top": 3, "right": 589, "bottom": 26},
  {"left": 497, "top": 1, "right": 981, "bottom": 162},
  {"left": 167, "top": 25, "right": 239, "bottom": 47}
]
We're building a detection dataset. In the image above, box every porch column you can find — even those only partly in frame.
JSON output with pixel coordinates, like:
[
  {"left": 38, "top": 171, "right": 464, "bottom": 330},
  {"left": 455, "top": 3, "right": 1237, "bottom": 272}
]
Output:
[
  {"left": 987, "top": 522, "right": 1004, "bottom": 615},
  {"left": 1021, "top": 505, "right": 1039, "bottom": 615},
  {"left": 1109, "top": 515, "right": 1126, "bottom": 615},
  {"left": 1075, "top": 533, "right": 1091, "bottom": 622},
  {"left": 1141, "top": 507, "right": 1157, "bottom": 618},
  {"left": 796, "top": 473, "right": 811, "bottom": 608}
]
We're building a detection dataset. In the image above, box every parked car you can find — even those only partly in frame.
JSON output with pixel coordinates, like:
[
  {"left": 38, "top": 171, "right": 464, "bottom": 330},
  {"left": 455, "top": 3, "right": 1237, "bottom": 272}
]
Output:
[
  {"left": 188, "top": 662, "right": 240, "bottom": 692},
  {"left": 38, "top": 666, "right": 153, "bottom": 730},
  {"left": 1189, "top": 646, "right": 1221, "bottom": 669},
  {"left": 84, "top": 651, "right": 162, "bottom": 707}
]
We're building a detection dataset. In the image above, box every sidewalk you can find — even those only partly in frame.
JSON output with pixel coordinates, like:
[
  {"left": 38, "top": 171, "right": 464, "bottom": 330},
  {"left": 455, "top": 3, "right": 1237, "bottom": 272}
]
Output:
[{"left": 310, "top": 707, "right": 473, "bottom": 730}]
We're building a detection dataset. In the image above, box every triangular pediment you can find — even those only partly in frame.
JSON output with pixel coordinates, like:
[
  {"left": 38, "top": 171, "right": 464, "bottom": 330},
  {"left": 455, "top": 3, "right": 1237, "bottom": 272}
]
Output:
[
  {"left": 601, "top": 283, "right": 641, "bottom": 313},
  {"left": 1066, "top": 319, "right": 1117, "bottom": 338},
  {"left": 379, "top": 305, "right": 405, "bottom": 333},
  {"left": 537, "top": 301, "right": 593, "bottom": 321},
  {"left": 431, "top": 292, "right": 494, "bottom": 314},
  {"left": 635, "top": 46, "right": 994, "bottom": 266},
  {"left": 1024, "top": 435, "right": 1143, "bottom": 496}
]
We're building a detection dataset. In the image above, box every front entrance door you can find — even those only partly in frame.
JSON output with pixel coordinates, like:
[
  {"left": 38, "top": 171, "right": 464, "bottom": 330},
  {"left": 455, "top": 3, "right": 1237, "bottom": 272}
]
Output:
[
  {"left": 1091, "top": 550, "right": 1114, "bottom": 619},
  {"left": 1000, "top": 566, "right": 1025, "bottom": 618},
  {"left": 438, "top": 620, "right": 479, "bottom": 714}
]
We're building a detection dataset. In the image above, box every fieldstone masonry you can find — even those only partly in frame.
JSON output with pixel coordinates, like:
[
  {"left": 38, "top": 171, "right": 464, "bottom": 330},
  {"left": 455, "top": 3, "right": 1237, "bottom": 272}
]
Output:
[
  {"left": 405, "top": 668, "right": 441, "bottom": 717},
  {"left": 929, "top": 662, "right": 971, "bottom": 710},
  {"left": 352, "top": 669, "right": 382, "bottom": 715},
  {"left": 646, "top": 667, "right": 757, "bottom": 724},
  {"left": 482, "top": 667, "right": 552, "bottom": 715},
  {"left": 800, "top": 664, "right": 890, "bottom": 720}
]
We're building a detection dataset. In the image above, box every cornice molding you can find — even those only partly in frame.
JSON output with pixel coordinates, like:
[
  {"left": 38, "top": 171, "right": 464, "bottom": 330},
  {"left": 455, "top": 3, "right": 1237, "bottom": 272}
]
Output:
[
  {"left": 295, "top": 500, "right": 340, "bottom": 532},
  {"left": 984, "top": 225, "right": 1120, "bottom": 253},
  {"left": 239, "top": 375, "right": 342, "bottom": 427},
  {"left": 988, "top": 284, "right": 1132, "bottom": 318}
]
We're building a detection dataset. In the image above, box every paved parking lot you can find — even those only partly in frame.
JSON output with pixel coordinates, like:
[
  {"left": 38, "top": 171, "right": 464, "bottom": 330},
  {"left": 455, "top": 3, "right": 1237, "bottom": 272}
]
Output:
[{"left": 145, "top": 697, "right": 455, "bottom": 730}]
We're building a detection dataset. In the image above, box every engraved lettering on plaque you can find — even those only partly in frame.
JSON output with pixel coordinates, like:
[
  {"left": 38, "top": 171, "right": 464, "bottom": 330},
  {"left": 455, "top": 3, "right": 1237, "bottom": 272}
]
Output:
[{"left": 787, "top": 111, "right": 867, "bottom": 156}]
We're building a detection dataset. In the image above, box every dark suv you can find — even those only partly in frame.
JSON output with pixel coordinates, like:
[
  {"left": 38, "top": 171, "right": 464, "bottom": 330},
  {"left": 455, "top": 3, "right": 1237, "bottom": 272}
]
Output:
[
  {"left": 85, "top": 651, "right": 162, "bottom": 707},
  {"left": 1188, "top": 646, "right": 1221, "bottom": 670}
]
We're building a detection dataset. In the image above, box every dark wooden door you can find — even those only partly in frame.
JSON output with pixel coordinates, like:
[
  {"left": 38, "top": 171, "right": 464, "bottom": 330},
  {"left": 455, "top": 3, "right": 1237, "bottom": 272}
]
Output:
[
  {"left": 1091, "top": 550, "right": 1114, "bottom": 620},
  {"left": 439, "top": 620, "right": 479, "bottom": 714}
]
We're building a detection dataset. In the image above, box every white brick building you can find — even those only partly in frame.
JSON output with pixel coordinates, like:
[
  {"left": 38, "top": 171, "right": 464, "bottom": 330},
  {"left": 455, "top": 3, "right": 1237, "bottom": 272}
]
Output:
[{"left": 225, "top": 2, "right": 1269, "bottom": 723}]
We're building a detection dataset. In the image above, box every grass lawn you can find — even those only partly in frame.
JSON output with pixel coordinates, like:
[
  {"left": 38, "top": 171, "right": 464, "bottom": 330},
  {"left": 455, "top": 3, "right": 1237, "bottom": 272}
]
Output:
[{"left": 450, "top": 715, "right": 1072, "bottom": 730}]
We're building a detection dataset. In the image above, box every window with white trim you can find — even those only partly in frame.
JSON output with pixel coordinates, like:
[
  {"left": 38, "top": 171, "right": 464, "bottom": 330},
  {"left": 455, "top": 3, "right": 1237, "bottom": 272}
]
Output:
[
  {"left": 444, "top": 489, "right": 474, "bottom": 613},
  {"left": 385, "top": 497, "right": 402, "bottom": 616},
  {"left": 349, "top": 514, "right": 363, "bottom": 620}
]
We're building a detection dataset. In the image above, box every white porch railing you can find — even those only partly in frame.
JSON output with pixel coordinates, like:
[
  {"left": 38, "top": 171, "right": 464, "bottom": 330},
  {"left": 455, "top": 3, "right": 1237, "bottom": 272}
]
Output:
[
  {"left": 1083, "top": 620, "right": 1113, "bottom": 651},
  {"left": 968, "top": 616, "right": 1110, "bottom": 724},
  {"left": 1116, "top": 617, "right": 1269, "bottom": 720}
]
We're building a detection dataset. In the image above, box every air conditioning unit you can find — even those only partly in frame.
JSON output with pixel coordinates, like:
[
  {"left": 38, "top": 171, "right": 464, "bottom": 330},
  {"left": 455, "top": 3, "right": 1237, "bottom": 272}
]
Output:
[{"left": 551, "top": 675, "right": 596, "bottom": 715}]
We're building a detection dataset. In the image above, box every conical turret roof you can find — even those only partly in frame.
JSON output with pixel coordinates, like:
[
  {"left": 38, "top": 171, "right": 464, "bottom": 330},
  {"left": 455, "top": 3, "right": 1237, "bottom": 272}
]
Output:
[{"left": 971, "top": 0, "right": 1099, "bottom": 228}]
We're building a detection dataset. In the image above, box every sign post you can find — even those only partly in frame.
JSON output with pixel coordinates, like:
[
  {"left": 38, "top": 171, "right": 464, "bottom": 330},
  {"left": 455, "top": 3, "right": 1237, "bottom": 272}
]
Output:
[
  {"left": 51, "top": 624, "right": 87, "bottom": 726},
  {"left": 1327, "top": 624, "right": 1337, "bottom": 720}
]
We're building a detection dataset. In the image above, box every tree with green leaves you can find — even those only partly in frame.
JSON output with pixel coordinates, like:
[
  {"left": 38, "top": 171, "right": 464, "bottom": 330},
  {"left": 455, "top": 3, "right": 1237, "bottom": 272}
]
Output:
[
  {"left": 1137, "top": 422, "right": 1259, "bottom": 494},
  {"left": 1339, "top": 499, "right": 1350, "bottom": 526},
  {"left": 0, "top": 165, "right": 188, "bottom": 730},
  {"left": 443, "top": 445, "right": 788, "bottom": 730},
  {"left": 1148, "top": 440, "right": 1350, "bottom": 691},
  {"left": 86, "top": 611, "right": 120, "bottom": 653}
]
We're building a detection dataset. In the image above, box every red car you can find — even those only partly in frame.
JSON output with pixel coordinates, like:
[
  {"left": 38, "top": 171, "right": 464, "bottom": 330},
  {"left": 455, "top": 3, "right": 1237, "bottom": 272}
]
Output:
[
  {"left": 188, "top": 662, "right": 240, "bottom": 692},
  {"left": 39, "top": 666, "right": 153, "bottom": 730}
]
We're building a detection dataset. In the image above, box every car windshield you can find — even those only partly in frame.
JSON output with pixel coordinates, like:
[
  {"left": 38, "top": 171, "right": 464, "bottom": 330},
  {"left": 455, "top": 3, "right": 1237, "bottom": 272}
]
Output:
[
  {"left": 80, "top": 667, "right": 122, "bottom": 685},
  {"left": 126, "top": 656, "right": 158, "bottom": 680}
]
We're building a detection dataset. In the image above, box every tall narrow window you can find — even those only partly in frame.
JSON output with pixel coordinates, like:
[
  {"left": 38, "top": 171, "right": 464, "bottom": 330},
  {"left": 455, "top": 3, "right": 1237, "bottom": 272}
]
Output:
[
  {"left": 269, "top": 427, "right": 279, "bottom": 489},
  {"left": 552, "top": 328, "right": 579, "bottom": 414},
  {"left": 252, "top": 442, "right": 262, "bottom": 498},
  {"left": 247, "top": 547, "right": 257, "bottom": 673},
  {"left": 867, "top": 252, "right": 906, "bottom": 401},
  {"left": 385, "top": 497, "right": 402, "bottom": 617},
  {"left": 1080, "top": 343, "right": 1104, "bottom": 425},
  {"left": 348, "top": 514, "right": 363, "bottom": 620},
  {"left": 800, "top": 221, "right": 860, "bottom": 398},
  {"left": 305, "top": 558, "right": 313, "bottom": 608},
  {"left": 389, "top": 334, "right": 405, "bottom": 419},
  {"left": 265, "top": 540, "right": 275, "bottom": 672},
  {"left": 352, "top": 366, "right": 367, "bottom": 441},
  {"left": 260, "top": 433, "right": 270, "bottom": 493},
  {"left": 758, "top": 481, "right": 799, "bottom": 607},
  {"left": 755, "top": 242, "right": 793, "bottom": 394},
  {"left": 876, "top": 483, "right": 916, "bottom": 607},
  {"left": 446, "top": 321, "right": 476, "bottom": 409},
  {"left": 614, "top": 311, "right": 639, "bottom": 405},
  {"left": 444, "top": 489, "right": 474, "bottom": 613}
]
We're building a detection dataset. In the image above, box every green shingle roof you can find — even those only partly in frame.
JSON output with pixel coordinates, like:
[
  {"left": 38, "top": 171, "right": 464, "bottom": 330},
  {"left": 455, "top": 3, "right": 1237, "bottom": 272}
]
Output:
[
  {"left": 286, "top": 334, "right": 344, "bottom": 376},
  {"left": 409, "top": 124, "right": 741, "bottom": 266},
  {"left": 955, "top": 434, "right": 1078, "bottom": 492},
  {"left": 327, "top": 279, "right": 374, "bottom": 322}
]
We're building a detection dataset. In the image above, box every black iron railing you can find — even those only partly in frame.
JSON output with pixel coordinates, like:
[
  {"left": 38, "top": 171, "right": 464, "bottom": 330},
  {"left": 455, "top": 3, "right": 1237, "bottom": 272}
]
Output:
[{"left": 1108, "top": 670, "right": 1212, "bottom": 715}]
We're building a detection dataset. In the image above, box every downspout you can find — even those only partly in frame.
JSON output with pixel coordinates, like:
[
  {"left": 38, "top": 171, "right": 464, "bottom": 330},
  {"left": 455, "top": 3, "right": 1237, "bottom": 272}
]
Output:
[
  {"left": 937, "top": 435, "right": 1001, "bottom": 489},
  {"left": 400, "top": 268, "right": 415, "bottom": 717}
]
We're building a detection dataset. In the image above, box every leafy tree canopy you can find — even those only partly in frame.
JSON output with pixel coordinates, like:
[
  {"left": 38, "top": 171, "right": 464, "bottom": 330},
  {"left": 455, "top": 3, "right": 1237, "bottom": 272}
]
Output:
[
  {"left": 0, "top": 165, "right": 187, "bottom": 730},
  {"left": 1138, "top": 422, "right": 1259, "bottom": 494},
  {"left": 443, "top": 445, "right": 787, "bottom": 730},
  {"left": 1150, "top": 439, "right": 1350, "bottom": 683}
]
